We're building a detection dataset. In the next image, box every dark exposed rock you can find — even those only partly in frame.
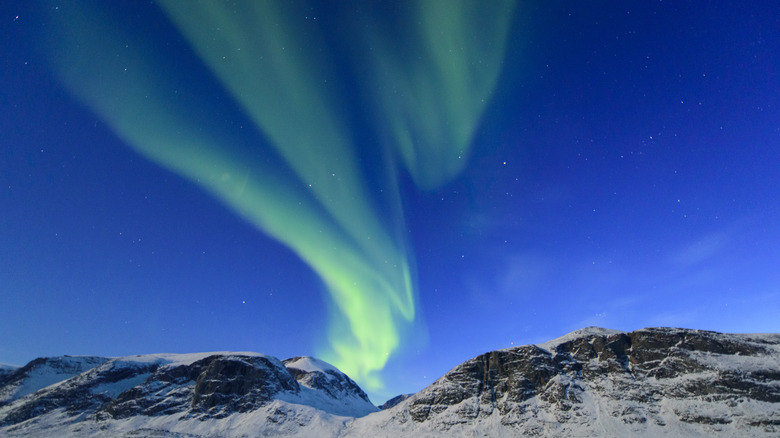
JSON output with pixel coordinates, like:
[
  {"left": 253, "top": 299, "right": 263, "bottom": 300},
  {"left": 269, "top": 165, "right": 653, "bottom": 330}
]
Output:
[
  {"left": 190, "top": 355, "right": 299, "bottom": 417},
  {"left": 0, "top": 368, "right": 15, "bottom": 385},
  {"left": 0, "top": 358, "right": 157, "bottom": 426},
  {"left": 280, "top": 356, "right": 378, "bottom": 417},
  {"left": 0, "top": 356, "right": 109, "bottom": 407},
  {"left": 408, "top": 345, "right": 561, "bottom": 423},
  {"left": 380, "top": 394, "right": 413, "bottom": 410},
  {"left": 283, "top": 356, "right": 370, "bottom": 404},
  {"left": 0, "top": 353, "right": 303, "bottom": 426},
  {"left": 104, "top": 362, "right": 206, "bottom": 418}
]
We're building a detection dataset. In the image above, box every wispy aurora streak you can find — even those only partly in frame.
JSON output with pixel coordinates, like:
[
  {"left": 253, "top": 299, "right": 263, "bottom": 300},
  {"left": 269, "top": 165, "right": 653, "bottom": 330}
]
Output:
[
  {"left": 43, "top": 1, "right": 514, "bottom": 390},
  {"left": 362, "top": 2, "right": 515, "bottom": 190}
]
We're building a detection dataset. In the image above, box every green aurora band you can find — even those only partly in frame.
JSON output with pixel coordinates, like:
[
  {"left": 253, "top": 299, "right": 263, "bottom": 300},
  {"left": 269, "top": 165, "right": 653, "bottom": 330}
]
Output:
[{"left": 43, "top": 0, "right": 514, "bottom": 390}]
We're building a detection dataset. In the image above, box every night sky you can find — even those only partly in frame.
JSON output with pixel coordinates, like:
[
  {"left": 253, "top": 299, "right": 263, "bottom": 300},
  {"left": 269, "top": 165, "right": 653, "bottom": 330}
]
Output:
[{"left": 2, "top": 1, "right": 779, "bottom": 403}]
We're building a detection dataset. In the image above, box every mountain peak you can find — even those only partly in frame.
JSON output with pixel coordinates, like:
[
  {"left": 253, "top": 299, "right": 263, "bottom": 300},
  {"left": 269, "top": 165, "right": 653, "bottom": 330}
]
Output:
[
  {"left": 536, "top": 326, "right": 625, "bottom": 351},
  {"left": 283, "top": 356, "right": 341, "bottom": 374},
  {"left": 281, "top": 356, "right": 377, "bottom": 417}
]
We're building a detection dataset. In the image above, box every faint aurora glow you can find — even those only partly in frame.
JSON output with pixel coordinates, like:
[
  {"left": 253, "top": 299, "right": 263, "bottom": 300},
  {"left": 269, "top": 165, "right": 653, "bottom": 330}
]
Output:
[{"left": 42, "top": 0, "right": 514, "bottom": 390}]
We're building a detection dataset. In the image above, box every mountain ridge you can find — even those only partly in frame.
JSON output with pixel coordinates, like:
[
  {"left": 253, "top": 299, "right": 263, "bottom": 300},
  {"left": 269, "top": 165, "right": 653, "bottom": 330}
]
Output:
[{"left": 2, "top": 327, "right": 778, "bottom": 437}]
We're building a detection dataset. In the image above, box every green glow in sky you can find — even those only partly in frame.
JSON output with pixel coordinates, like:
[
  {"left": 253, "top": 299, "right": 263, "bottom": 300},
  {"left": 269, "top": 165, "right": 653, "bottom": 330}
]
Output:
[
  {"left": 363, "top": 1, "right": 516, "bottom": 189},
  {"left": 44, "top": 0, "right": 513, "bottom": 390}
]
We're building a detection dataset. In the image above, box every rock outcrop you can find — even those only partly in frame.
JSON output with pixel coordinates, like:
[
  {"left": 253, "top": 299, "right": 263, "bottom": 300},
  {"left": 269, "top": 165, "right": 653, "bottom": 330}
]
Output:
[
  {"left": 379, "top": 393, "right": 413, "bottom": 410},
  {"left": 100, "top": 354, "right": 301, "bottom": 420},
  {"left": 0, "top": 356, "right": 108, "bottom": 406},
  {"left": 282, "top": 356, "right": 377, "bottom": 417}
]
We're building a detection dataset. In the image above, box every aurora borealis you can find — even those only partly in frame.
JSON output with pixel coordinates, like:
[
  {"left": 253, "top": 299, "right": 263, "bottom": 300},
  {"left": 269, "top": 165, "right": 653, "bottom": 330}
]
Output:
[
  {"left": 3, "top": 1, "right": 780, "bottom": 403},
  {"left": 36, "top": 0, "right": 514, "bottom": 390}
]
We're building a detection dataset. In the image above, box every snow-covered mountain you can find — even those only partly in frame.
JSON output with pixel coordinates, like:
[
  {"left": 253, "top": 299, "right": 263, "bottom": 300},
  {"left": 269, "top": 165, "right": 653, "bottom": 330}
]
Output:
[
  {"left": 1, "top": 327, "right": 778, "bottom": 437},
  {"left": 0, "top": 352, "right": 373, "bottom": 437},
  {"left": 0, "top": 355, "right": 109, "bottom": 405},
  {"left": 344, "top": 327, "right": 780, "bottom": 437}
]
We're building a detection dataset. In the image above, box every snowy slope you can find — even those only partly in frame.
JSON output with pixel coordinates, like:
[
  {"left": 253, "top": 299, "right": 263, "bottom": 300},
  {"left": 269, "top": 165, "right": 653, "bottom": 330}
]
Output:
[
  {"left": 282, "top": 356, "right": 378, "bottom": 417},
  {"left": 536, "top": 326, "right": 623, "bottom": 351},
  {"left": 0, "top": 356, "right": 109, "bottom": 405},
  {"left": 284, "top": 356, "right": 341, "bottom": 374}
]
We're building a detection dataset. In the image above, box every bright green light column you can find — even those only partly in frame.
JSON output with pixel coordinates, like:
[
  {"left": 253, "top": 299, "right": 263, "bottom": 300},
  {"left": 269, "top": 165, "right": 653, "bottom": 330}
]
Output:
[
  {"left": 156, "top": 1, "right": 418, "bottom": 388},
  {"left": 42, "top": 0, "right": 516, "bottom": 391},
  {"left": 45, "top": 1, "right": 415, "bottom": 390}
]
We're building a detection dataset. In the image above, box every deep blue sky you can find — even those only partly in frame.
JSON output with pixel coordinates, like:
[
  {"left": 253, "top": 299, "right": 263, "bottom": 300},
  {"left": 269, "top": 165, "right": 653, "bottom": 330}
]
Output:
[{"left": 2, "top": 1, "right": 779, "bottom": 403}]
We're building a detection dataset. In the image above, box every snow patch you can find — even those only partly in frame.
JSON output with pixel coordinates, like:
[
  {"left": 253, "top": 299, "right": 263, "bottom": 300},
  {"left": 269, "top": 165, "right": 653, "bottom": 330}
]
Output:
[
  {"left": 91, "top": 373, "right": 151, "bottom": 398},
  {"left": 114, "top": 351, "right": 271, "bottom": 368},
  {"left": 285, "top": 356, "right": 341, "bottom": 374},
  {"left": 536, "top": 327, "right": 624, "bottom": 351}
]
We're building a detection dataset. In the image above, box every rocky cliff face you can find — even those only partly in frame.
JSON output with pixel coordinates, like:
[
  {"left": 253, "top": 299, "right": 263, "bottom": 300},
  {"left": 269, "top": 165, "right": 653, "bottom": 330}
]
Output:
[
  {"left": 100, "top": 354, "right": 302, "bottom": 420},
  {"left": 282, "top": 356, "right": 377, "bottom": 417},
  {"left": 0, "top": 356, "right": 109, "bottom": 406},
  {"left": 1, "top": 327, "right": 778, "bottom": 437},
  {"left": 0, "top": 352, "right": 373, "bottom": 437},
  {"left": 379, "top": 393, "right": 413, "bottom": 410},
  {"left": 346, "top": 327, "right": 780, "bottom": 437}
]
